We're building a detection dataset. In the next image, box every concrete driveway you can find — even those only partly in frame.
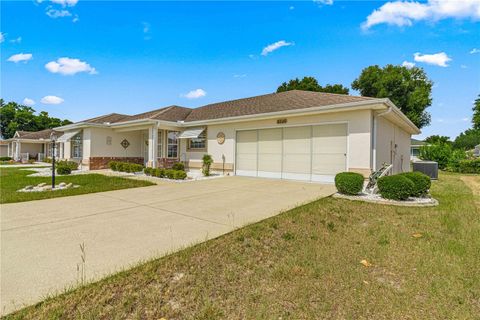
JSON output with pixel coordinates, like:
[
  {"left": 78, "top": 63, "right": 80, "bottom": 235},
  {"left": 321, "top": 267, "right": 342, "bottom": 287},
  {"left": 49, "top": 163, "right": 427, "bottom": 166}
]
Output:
[{"left": 1, "top": 176, "right": 334, "bottom": 314}]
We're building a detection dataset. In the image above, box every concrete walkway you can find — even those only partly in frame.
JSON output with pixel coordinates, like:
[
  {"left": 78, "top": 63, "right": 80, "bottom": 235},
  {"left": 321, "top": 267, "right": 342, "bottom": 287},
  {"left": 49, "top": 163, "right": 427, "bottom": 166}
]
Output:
[{"left": 0, "top": 176, "right": 335, "bottom": 315}]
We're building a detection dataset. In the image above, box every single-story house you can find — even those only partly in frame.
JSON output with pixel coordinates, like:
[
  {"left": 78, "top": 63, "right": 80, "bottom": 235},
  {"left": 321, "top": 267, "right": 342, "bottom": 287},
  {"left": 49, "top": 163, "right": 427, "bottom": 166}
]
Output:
[
  {"left": 474, "top": 144, "right": 480, "bottom": 157},
  {"left": 4, "top": 129, "right": 64, "bottom": 161},
  {"left": 410, "top": 138, "right": 427, "bottom": 162},
  {"left": 54, "top": 90, "right": 419, "bottom": 182}
]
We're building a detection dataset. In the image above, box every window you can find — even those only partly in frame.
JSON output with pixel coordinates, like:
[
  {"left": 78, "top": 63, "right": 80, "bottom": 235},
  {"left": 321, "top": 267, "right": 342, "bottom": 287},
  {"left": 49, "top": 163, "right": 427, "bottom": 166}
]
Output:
[
  {"left": 188, "top": 130, "right": 207, "bottom": 150},
  {"left": 167, "top": 131, "right": 179, "bottom": 158},
  {"left": 157, "top": 130, "right": 163, "bottom": 158},
  {"left": 71, "top": 133, "right": 83, "bottom": 158}
]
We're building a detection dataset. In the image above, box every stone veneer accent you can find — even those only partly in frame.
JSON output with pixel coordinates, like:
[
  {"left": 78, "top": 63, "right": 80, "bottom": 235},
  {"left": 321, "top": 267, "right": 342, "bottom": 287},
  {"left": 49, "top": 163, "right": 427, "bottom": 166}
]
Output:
[{"left": 89, "top": 157, "right": 144, "bottom": 170}]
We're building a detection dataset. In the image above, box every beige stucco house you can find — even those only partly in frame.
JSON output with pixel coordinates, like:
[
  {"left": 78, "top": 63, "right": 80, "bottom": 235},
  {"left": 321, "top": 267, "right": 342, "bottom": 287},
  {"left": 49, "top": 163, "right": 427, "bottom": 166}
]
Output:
[
  {"left": 54, "top": 90, "right": 419, "bottom": 182},
  {"left": 4, "top": 129, "right": 64, "bottom": 161}
]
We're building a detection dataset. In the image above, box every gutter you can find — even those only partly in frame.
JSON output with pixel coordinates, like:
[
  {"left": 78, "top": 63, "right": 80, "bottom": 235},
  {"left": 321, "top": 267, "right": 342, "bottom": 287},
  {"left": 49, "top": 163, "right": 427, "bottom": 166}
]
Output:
[{"left": 372, "top": 104, "right": 393, "bottom": 171}]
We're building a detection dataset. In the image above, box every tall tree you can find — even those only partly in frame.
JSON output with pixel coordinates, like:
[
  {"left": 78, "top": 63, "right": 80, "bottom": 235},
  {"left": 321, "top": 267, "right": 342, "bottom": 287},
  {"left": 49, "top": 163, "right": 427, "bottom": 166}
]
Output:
[
  {"left": 424, "top": 135, "right": 451, "bottom": 145},
  {"left": 351, "top": 64, "right": 433, "bottom": 129},
  {"left": 0, "top": 99, "right": 72, "bottom": 139},
  {"left": 472, "top": 94, "right": 480, "bottom": 130},
  {"left": 453, "top": 128, "right": 480, "bottom": 150},
  {"left": 277, "top": 76, "right": 349, "bottom": 94}
]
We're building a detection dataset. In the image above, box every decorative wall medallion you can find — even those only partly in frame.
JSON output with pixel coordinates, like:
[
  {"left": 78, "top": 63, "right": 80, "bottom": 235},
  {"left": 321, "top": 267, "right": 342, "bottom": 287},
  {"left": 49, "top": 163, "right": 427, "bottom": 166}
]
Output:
[
  {"left": 120, "top": 139, "right": 130, "bottom": 149},
  {"left": 216, "top": 132, "right": 225, "bottom": 145}
]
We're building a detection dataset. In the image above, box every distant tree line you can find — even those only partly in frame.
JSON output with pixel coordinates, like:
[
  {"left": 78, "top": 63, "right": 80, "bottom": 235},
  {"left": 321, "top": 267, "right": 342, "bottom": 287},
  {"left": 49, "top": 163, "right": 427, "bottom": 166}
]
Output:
[{"left": 0, "top": 99, "right": 72, "bottom": 139}]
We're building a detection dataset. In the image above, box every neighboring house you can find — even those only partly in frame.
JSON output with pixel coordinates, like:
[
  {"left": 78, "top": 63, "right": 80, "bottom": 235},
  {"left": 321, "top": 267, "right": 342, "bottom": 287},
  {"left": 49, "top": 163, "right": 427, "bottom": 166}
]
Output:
[
  {"left": 410, "top": 138, "right": 427, "bottom": 162},
  {"left": 0, "top": 140, "right": 8, "bottom": 157},
  {"left": 55, "top": 90, "right": 419, "bottom": 182},
  {"left": 474, "top": 144, "right": 480, "bottom": 157},
  {"left": 4, "top": 129, "right": 64, "bottom": 161}
]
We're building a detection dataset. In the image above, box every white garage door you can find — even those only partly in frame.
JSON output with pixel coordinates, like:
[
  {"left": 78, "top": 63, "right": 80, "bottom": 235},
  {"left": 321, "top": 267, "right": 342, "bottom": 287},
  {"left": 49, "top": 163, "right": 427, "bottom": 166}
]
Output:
[{"left": 235, "top": 124, "right": 347, "bottom": 182}]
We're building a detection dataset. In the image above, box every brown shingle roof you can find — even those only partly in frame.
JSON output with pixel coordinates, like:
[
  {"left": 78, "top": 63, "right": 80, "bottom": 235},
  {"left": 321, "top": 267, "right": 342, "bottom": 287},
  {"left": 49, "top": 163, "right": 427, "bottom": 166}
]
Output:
[
  {"left": 82, "top": 113, "right": 131, "bottom": 124},
  {"left": 16, "top": 129, "right": 63, "bottom": 140},
  {"left": 75, "top": 90, "right": 380, "bottom": 126},
  {"left": 184, "top": 90, "right": 378, "bottom": 122}
]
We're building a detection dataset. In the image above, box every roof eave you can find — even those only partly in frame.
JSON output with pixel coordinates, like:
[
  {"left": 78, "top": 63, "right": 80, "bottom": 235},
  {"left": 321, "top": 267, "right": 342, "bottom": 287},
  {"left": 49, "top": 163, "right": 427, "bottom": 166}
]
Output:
[
  {"left": 183, "top": 99, "right": 386, "bottom": 126},
  {"left": 381, "top": 99, "right": 421, "bottom": 135}
]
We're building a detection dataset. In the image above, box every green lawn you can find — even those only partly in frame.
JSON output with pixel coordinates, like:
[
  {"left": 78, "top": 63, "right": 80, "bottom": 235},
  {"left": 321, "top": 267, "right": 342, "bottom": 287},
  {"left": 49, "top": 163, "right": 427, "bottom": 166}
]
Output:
[
  {"left": 0, "top": 167, "right": 154, "bottom": 204},
  {"left": 4, "top": 173, "right": 480, "bottom": 319}
]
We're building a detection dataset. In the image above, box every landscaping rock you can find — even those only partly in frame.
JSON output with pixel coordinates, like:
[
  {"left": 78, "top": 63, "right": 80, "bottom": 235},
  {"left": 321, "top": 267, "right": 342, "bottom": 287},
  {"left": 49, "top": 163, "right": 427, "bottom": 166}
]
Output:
[
  {"left": 66, "top": 183, "right": 73, "bottom": 188},
  {"left": 59, "top": 182, "right": 67, "bottom": 187},
  {"left": 24, "top": 185, "right": 33, "bottom": 190},
  {"left": 37, "top": 183, "right": 46, "bottom": 187}
]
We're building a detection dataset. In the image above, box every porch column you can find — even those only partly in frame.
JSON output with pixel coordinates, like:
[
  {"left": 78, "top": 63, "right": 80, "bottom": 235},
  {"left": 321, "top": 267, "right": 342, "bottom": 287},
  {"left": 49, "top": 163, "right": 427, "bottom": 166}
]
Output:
[
  {"left": 59, "top": 143, "right": 64, "bottom": 159},
  {"left": 147, "top": 125, "right": 158, "bottom": 168},
  {"left": 7, "top": 143, "right": 10, "bottom": 158}
]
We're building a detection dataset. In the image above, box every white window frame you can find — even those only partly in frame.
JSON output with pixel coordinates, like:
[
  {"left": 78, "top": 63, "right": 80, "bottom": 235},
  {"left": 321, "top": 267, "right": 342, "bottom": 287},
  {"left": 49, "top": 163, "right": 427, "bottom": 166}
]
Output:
[
  {"left": 71, "top": 133, "right": 83, "bottom": 158},
  {"left": 188, "top": 129, "right": 207, "bottom": 150},
  {"left": 167, "top": 131, "right": 179, "bottom": 158}
]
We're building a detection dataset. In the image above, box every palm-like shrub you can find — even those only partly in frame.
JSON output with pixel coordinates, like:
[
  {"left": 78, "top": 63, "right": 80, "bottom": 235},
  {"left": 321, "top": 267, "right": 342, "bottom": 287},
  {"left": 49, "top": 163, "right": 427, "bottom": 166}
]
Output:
[{"left": 202, "top": 154, "right": 213, "bottom": 176}]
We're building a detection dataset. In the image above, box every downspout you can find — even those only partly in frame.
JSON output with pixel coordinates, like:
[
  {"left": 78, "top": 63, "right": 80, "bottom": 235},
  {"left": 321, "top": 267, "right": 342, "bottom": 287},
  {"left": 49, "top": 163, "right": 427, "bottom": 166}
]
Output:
[{"left": 372, "top": 105, "right": 393, "bottom": 171}]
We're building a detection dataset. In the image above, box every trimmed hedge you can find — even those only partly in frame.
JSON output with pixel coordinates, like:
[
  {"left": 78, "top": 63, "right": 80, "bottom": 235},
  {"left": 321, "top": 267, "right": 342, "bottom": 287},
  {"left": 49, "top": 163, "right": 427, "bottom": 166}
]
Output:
[
  {"left": 335, "top": 172, "right": 364, "bottom": 195},
  {"left": 172, "top": 162, "right": 185, "bottom": 171},
  {"left": 399, "top": 171, "right": 431, "bottom": 197},
  {"left": 377, "top": 175, "right": 414, "bottom": 200},
  {"left": 143, "top": 167, "right": 187, "bottom": 180},
  {"left": 109, "top": 161, "right": 144, "bottom": 173},
  {"left": 449, "top": 159, "right": 480, "bottom": 174},
  {"left": 0, "top": 156, "right": 12, "bottom": 161},
  {"left": 56, "top": 161, "right": 79, "bottom": 175}
]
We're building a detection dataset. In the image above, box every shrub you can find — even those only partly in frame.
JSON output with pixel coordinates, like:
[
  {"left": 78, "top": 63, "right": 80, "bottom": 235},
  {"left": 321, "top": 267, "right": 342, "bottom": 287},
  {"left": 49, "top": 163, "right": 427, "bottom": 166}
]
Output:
[
  {"left": 0, "top": 156, "right": 12, "bottom": 161},
  {"left": 377, "top": 175, "right": 414, "bottom": 201},
  {"left": 419, "top": 143, "right": 453, "bottom": 169},
  {"left": 153, "top": 168, "right": 165, "bottom": 178},
  {"left": 109, "top": 161, "right": 143, "bottom": 173},
  {"left": 399, "top": 171, "right": 431, "bottom": 197},
  {"left": 56, "top": 161, "right": 78, "bottom": 175},
  {"left": 172, "top": 162, "right": 185, "bottom": 171},
  {"left": 173, "top": 170, "right": 187, "bottom": 180},
  {"left": 334, "top": 172, "right": 364, "bottom": 195},
  {"left": 202, "top": 154, "right": 213, "bottom": 176},
  {"left": 109, "top": 161, "right": 118, "bottom": 171},
  {"left": 144, "top": 167, "right": 153, "bottom": 176},
  {"left": 43, "top": 157, "right": 52, "bottom": 163},
  {"left": 453, "top": 159, "right": 480, "bottom": 174}
]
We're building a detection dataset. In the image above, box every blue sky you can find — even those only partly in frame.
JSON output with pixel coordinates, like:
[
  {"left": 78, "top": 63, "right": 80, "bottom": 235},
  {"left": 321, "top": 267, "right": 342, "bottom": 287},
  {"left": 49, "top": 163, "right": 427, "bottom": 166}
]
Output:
[{"left": 1, "top": 0, "right": 479, "bottom": 139}]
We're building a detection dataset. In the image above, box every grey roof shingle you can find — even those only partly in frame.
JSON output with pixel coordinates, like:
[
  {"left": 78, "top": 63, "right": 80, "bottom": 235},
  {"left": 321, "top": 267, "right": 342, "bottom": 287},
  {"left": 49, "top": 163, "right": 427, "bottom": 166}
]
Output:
[{"left": 16, "top": 129, "right": 63, "bottom": 140}]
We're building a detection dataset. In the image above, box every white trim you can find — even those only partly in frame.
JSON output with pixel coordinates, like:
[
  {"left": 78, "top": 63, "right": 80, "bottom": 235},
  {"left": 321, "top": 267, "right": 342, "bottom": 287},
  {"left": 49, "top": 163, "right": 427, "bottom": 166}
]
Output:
[
  {"left": 311, "top": 174, "right": 335, "bottom": 184},
  {"left": 235, "top": 170, "right": 257, "bottom": 177},
  {"left": 257, "top": 171, "right": 282, "bottom": 179}
]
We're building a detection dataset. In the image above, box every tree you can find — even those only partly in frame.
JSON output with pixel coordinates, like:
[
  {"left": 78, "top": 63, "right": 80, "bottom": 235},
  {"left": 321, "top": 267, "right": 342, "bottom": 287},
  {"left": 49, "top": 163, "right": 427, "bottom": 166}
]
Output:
[
  {"left": 453, "top": 128, "right": 480, "bottom": 150},
  {"left": 424, "top": 135, "right": 451, "bottom": 145},
  {"left": 0, "top": 99, "right": 72, "bottom": 139},
  {"left": 472, "top": 94, "right": 480, "bottom": 130},
  {"left": 351, "top": 64, "right": 432, "bottom": 129},
  {"left": 277, "top": 76, "right": 349, "bottom": 94}
]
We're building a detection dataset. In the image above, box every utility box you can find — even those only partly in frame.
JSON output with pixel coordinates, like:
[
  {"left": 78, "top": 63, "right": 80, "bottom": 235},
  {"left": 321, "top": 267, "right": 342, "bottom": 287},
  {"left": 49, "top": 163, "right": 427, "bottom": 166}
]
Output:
[{"left": 412, "top": 161, "right": 438, "bottom": 180}]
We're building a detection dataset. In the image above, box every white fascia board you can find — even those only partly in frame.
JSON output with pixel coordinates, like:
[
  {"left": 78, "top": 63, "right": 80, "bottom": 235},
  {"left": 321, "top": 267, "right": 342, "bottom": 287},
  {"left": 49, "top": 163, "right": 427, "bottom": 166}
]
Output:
[{"left": 381, "top": 99, "right": 421, "bottom": 135}]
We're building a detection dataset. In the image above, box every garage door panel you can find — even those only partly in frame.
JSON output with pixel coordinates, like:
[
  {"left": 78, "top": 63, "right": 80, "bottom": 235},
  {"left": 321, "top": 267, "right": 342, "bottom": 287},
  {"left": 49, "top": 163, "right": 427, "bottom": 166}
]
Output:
[
  {"left": 236, "top": 130, "right": 257, "bottom": 176},
  {"left": 312, "top": 124, "right": 347, "bottom": 154},
  {"left": 312, "top": 154, "right": 346, "bottom": 175},
  {"left": 282, "top": 154, "right": 310, "bottom": 174},
  {"left": 258, "top": 128, "right": 282, "bottom": 177}
]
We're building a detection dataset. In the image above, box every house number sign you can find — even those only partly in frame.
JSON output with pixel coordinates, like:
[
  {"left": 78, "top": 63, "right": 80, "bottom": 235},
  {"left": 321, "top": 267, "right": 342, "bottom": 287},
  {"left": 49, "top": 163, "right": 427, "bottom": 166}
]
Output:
[
  {"left": 120, "top": 139, "right": 130, "bottom": 149},
  {"left": 277, "top": 118, "right": 287, "bottom": 124}
]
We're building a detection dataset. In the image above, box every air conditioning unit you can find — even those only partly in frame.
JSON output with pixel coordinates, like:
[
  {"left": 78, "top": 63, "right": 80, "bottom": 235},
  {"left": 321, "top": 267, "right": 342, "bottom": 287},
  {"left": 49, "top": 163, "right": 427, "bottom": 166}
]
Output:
[{"left": 412, "top": 161, "right": 438, "bottom": 180}]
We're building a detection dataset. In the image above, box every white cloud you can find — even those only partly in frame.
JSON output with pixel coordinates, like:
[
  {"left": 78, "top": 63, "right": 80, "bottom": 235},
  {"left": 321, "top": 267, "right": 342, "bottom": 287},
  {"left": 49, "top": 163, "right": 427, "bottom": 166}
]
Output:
[
  {"left": 289, "top": 6, "right": 295, "bottom": 10},
  {"left": 72, "top": 14, "right": 79, "bottom": 23},
  {"left": 234, "top": 74, "right": 247, "bottom": 78},
  {"left": 50, "top": 0, "right": 78, "bottom": 7},
  {"left": 46, "top": 8, "right": 72, "bottom": 18},
  {"left": 0, "top": 32, "right": 4, "bottom": 43},
  {"left": 414, "top": 52, "right": 452, "bottom": 67},
  {"left": 462, "top": 117, "right": 470, "bottom": 121},
  {"left": 261, "top": 40, "right": 294, "bottom": 56},
  {"left": 470, "top": 48, "right": 480, "bottom": 54},
  {"left": 41, "top": 95, "right": 64, "bottom": 105},
  {"left": 362, "top": 0, "right": 480, "bottom": 30},
  {"left": 183, "top": 89, "right": 206, "bottom": 99},
  {"left": 461, "top": 64, "right": 468, "bottom": 69},
  {"left": 142, "top": 22, "right": 151, "bottom": 40},
  {"left": 9, "top": 36, "right": 22, "bottom": 44},
  {"left": 402, "top": 61, "right": 416, "bottom": 68},
  {"left": 313, "top": 0, "right": 334, "bottom": 5},
  {"left": 7, "top": 53, "right": 33, "bottom": 63},
  {"left": 45, "top": 57, "right": 97, "bottom": 75},
  {"left": 23, "top": 98, "right": 35, "bottom": 106}
]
